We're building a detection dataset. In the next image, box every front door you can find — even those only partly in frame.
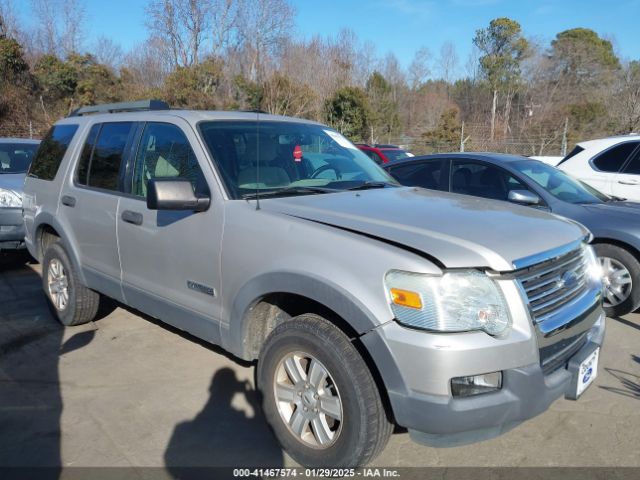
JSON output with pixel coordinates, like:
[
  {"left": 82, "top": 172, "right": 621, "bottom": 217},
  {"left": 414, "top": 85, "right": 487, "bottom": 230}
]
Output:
[{"left": 117, "top": 120, "right": 224, "bottom": 343}]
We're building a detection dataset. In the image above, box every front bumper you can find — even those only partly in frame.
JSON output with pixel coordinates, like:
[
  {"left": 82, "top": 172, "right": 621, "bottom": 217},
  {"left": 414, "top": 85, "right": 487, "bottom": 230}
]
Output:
[
  {"left": 360, "top": 302, "right": 605, "bottom": 447},
  {"left": 0, "top": 208, "right": 25, "bottom": 249}
]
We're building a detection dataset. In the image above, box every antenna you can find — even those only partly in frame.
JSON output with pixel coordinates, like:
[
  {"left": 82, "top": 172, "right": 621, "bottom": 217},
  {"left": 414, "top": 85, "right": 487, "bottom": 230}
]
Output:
[{"left": 255, "top": 111, "right": 261, "bottom": 210}]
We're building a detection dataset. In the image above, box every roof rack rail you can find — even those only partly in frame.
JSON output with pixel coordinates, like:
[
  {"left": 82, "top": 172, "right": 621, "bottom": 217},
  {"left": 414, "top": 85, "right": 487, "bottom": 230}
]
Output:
[{"left": 69, "top": 100, "right": 170, "bottom": 117}]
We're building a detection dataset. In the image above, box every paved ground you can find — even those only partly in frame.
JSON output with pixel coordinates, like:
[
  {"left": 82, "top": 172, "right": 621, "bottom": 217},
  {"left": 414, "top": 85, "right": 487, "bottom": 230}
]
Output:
[{"left": 1, "top": 252, "right": 639, "bottom": 471}]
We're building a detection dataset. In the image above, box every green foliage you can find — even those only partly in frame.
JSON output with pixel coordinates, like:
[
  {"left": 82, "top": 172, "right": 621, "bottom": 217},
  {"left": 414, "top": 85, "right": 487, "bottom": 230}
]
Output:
[
  {"left": 0, "top": 36, "right": 29, "bottom": 81},
  {"left": 33, "top": 55, "right": 79, "bottom": 99},
  {"left": 422, "top": 108, "right": 460, "bottom": 147},
  {"left": 324, "top": 86, "right": 371, "bottom": 140},
  {"left": 260, "top": 73, "right": 317, "bottom": 118},
  {"left": 234, "top": 75, "right": 263, "bottom": 111},
  {"left": 164, "top": 59, "right": 223, "bottom": 109},
  {"left": 473, "top": 17, "right": 528, "bottom": 90},
  {"left": 366, "top": 72, "right": 400, "bottom": 141}
]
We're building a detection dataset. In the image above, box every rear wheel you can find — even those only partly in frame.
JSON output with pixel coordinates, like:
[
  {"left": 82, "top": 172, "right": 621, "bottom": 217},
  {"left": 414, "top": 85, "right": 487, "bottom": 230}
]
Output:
[
  {"left": 258, "top": 314, "right": 392, "bottom": 467},
  {"left": 593, "top": 243, "right": 640, "bottom": 317},
  {"left": 43, "top": 241, "right": 100, "bottom": 326}
]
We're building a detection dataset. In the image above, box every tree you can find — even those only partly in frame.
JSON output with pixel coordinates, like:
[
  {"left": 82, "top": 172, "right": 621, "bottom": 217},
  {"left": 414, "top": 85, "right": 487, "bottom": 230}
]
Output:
[
  {"left": 614, "top": 61, "right": 640, "bottom": 133},
  {"left": 408, "top": 47, "right": 431, "bottom": 89},
  {"left": 324, "top": 86, "right": 370, "bottom": 140},
  {"left": 163, "top": 58, "right": 223, "bottom": 108},
  {"left": 146, "top": 0, "right": 211, "bottom": 68},
  {"left": 421, "top": 108, "right": 461, "bottom": 151},
  {"left": 550, "top": 28, "right": 620, "bottom": 100},
  {"left": 30, "top": 0, "right": 87, "bottom": 57},
  {"left": 366, "top": 71, "right": 399, "bottom": 143},
  {"left": 261, "top": 73, "right": 317, "bottom": 118},
  {"left": 473, "top": 17, "right": 528, "bottom": 140}
]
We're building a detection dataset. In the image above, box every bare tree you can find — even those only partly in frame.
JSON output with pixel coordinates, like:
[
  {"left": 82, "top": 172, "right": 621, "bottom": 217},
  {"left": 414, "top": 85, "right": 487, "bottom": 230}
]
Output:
[
  {"left": 235, "top": 0, "right": 295, "bottom": 82},
  {"left": 146, "top": 0, "right": 211, "bottom": 67},
  {"left": 0, "top": 0, "right": 19, "bottom": 38},
  {"left": 60, "top": 0, "right": 85, "bottom": 55},
  {"left": 209, "top": 0, "right": 240, "bottom": 57},
  {"left": 437, "top": 42, "right": 458, "bottom": 84},
  {"left": 408, "top": 47, "right": 431, "bottom": 89},
  {"left": 31, "top": 0, "right": 58, "bottom": 55},
  {"left": 94, "top": 36, "right": 124, "bottom": 70}
]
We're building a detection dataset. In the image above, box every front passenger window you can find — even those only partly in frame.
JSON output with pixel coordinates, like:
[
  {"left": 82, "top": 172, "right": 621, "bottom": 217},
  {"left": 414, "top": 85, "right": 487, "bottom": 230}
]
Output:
[{"left": 132, "top": 123, "right": 208, "bottom": 198}]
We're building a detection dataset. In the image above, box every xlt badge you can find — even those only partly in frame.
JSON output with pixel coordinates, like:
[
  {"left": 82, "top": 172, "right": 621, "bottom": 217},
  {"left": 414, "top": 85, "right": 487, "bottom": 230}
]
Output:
[{"left": 187, "top": 281, "right": 215, "bottom": 297}]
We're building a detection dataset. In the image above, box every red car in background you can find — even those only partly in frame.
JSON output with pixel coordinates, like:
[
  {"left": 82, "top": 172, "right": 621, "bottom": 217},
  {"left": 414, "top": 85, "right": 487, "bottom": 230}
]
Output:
[{"left": 356, "top": 143, "right": 414, "bottom": 164}]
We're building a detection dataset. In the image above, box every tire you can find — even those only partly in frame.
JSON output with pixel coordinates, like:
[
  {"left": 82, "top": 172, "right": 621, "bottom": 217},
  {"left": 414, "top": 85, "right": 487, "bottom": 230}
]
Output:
[
  {"left": 593, "top": 243, "right": 640, "bottom": 317},
  {"left": 42, "top": 240, "right": 100, "bottom": 326},
  {"left": 257, "top": 314, "right": 392, "bottom": 467}
]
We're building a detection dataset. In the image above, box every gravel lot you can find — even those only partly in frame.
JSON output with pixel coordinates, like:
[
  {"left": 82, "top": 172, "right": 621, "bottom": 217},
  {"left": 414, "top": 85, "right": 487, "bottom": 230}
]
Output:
[{"left": 1, "top": 253, "right": 639, "bottom": 472}]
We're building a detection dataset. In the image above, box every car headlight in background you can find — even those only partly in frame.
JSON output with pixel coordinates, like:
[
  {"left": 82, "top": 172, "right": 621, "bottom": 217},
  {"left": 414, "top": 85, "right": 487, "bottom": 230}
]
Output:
[
  {"left": 0, "top": 188, "right": 22, "bottom": 208},
  {"left": 385, "top": 270, "right": 512, "bottom": 336}
]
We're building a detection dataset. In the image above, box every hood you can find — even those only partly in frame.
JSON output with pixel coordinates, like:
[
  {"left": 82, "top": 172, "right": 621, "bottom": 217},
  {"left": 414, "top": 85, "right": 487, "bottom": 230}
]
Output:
[
  {"left": 262, "top": 187, "right": 588, "bottom": 271},
  {"left": 0, "top": 173, "right": 26, "bottom": 194}
]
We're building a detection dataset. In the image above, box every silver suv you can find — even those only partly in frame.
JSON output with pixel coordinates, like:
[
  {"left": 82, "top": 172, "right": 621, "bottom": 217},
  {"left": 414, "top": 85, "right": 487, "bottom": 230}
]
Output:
[{"left": 23, "top": 101, "right": 605, "bottom": 467}]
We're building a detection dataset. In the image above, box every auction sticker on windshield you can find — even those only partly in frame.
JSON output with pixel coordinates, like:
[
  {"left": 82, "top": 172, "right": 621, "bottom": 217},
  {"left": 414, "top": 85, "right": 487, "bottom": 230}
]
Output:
[
  {"left": 324, "top": 130, "right": 358, "bottom": 149},
  {"left": 576, "top": 347, "right": 599, "bottom": 397}
]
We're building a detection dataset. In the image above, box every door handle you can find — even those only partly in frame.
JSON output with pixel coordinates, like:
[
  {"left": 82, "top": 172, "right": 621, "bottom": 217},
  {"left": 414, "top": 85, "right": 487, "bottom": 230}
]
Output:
[
  {"left": 121, "top": 210, "right": 143, "bottom": 226},
  {"left": 618, "top": 179, "right": 639, "bottom": 185},
  {"left": 61, "top": 195, "right": 76, "bottom": 207}
]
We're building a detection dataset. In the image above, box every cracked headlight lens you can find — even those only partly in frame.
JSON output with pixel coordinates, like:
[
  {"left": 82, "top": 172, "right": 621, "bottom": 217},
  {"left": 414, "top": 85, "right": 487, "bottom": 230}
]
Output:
[{"left": 385, "top": 270, "right": 512, "bottom": 336}]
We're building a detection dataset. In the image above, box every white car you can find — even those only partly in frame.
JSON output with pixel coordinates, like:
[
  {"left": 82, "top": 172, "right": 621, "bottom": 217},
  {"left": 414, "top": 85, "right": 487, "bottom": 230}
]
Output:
[{"left": 557, "top": 134, "right": 640, "bottom": 202}]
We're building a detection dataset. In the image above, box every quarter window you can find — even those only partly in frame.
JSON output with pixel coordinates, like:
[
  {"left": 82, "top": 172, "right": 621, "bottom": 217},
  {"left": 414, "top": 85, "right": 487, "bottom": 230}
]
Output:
[
  {"left": 592, "top": 142, "right": 639, "bottom": 172},
  {"left": 132, "top": 123, "right": 208, "bottom": 198},
  {"left": 622, "top": 152, "right": 640, "bottom": 175},
  {"left": 28, "top": 124, "right": 79, "bottom": 181}
]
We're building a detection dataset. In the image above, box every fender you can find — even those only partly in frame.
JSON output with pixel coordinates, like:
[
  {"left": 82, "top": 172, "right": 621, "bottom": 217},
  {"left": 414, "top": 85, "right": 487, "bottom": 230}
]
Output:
[
  {"left": 223, "top": 271, "right": 388, "bottom": 360},
  {"left": 33, "top": 211, "right": 87, "bottom": 285}
]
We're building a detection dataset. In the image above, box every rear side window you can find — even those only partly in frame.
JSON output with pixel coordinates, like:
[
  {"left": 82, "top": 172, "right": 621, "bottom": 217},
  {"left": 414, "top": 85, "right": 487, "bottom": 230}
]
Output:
[
  {"left": 388, "top": 160, "right": 447, "bottom": 191},
  {"left": 592, "top": 142, "right": 639, "bottom": 172},
  {"left": 28, "top": 124, "right": 79, "bottom": 181},
  {"left": 75, "top": 122, "right": 136, "bottom": 191}
]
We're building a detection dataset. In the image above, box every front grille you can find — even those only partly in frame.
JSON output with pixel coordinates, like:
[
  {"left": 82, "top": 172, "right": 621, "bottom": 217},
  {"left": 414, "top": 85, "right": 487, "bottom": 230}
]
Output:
[
  {"left": 516, "top": 246, "right": 590, "bottom": 323},
  {"left": 539, "top": 330, "right": 588, "bottom": 375}
]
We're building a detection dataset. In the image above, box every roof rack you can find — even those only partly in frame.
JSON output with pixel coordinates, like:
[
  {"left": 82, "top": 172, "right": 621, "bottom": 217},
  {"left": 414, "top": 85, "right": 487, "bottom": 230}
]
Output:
[{"left": 69, "top": 100, "right": 170, "bottom": 117}]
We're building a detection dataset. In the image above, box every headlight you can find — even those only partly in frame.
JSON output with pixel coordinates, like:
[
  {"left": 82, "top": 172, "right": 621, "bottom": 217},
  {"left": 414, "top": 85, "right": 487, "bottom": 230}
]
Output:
[
  {"left": 584, "top": 244, "right": 603, "bottom": 283},
  {"left": 0, "top": 188, "right": 22, "bottom": 208},
  {"left": 385, "top": 270, "right": 512, "bottom": 336}
]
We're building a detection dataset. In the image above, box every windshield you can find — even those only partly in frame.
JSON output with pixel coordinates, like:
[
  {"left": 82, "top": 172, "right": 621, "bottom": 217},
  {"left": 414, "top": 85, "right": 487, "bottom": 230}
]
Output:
[
  {"left": 512, "top": 160, "right": 610, "bottom": 204},
  {"left": 0, "top": 142, "right": 39, "bottom": 174},
  {"left": 198, "top": 121, "right": 396, "bottom": 199},
  {"left": 382, "top": 149, "right": 412, "bottom": 162}
]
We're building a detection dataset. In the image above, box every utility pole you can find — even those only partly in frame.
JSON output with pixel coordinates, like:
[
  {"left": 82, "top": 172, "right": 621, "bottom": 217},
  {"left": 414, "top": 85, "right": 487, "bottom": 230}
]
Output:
[{"left": 460, "top": 122, "right": 470, "bottom": 152}]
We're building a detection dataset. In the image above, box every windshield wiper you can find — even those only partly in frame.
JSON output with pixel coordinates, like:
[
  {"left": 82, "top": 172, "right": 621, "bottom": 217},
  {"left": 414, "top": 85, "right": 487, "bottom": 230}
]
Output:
[
  {"left": 345, "top": 181, "right": 396, "bottom": 191},
  {"left": 242, "top": 186, "right": 339, "bottom": 199}
]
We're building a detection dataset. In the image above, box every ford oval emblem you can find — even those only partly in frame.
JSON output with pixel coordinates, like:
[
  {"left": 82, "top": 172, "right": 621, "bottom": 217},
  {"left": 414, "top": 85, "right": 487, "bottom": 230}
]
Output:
[
  {"left": 582, "top": 367, "right": 593, "bottom": 384},
  {"left": 559, "top": 270, "right": 579, "bottom": 289}
]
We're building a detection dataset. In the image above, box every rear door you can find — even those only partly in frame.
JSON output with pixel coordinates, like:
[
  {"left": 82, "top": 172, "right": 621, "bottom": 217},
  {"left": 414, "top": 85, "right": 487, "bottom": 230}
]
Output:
[
  {"left": 588, "top": 141, "right": 639, "bottom": 195},
  {"left": 116, "top": 119, "right": 224, "bottom": 343},
  {"left": 58, "top": 121, "right": 138, "bottom": 301},
  {"left": 613, "top": 147, "right": 640, "bottom": 201}
]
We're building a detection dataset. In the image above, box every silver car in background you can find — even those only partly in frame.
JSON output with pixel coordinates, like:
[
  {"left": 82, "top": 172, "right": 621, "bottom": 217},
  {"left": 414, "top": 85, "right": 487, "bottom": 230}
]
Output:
[{"left": 0, "top": 138, "right": 40, "bottom": 252}]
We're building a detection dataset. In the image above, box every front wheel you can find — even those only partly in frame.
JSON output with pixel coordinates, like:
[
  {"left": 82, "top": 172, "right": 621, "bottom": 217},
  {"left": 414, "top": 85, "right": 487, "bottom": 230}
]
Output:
[
  {"left": 593, "top": 243, "right": 640, "bottom": 317},
  {"left": 257, "top": 314, "right": 392, "bottom": 467}
]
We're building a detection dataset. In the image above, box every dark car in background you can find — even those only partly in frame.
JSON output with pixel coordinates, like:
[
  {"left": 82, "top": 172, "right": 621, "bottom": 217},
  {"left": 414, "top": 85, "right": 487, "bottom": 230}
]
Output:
[
  {"left": 355, "top": 143, "right": 413, "bottom": 164},
  {"left": 0, "top": 138, "right": 41, "bottom": 252},
  {"left": 384, "top": 152, "right": 640, "bottom": 317}
]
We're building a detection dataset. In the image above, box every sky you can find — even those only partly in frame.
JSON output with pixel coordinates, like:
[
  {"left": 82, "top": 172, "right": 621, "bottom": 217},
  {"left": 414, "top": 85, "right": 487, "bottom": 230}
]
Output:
[{"left": 13, "top": 0, "right": 640, "bottom": 73}]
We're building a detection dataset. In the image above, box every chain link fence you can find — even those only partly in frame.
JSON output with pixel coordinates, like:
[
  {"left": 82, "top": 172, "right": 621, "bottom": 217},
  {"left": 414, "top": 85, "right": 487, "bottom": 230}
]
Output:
[{"left": 0, "top": 120, "right": 50, "bottom": 139}]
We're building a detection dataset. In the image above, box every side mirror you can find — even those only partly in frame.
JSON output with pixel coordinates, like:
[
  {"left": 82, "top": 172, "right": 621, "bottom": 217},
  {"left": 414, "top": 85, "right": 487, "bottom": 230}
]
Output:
[
  {"left": 508, "top": 189, "right": 540, "bottom": 205},
  {"left": 147, "top": 178, "right": 210, "bottom": 212}
]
